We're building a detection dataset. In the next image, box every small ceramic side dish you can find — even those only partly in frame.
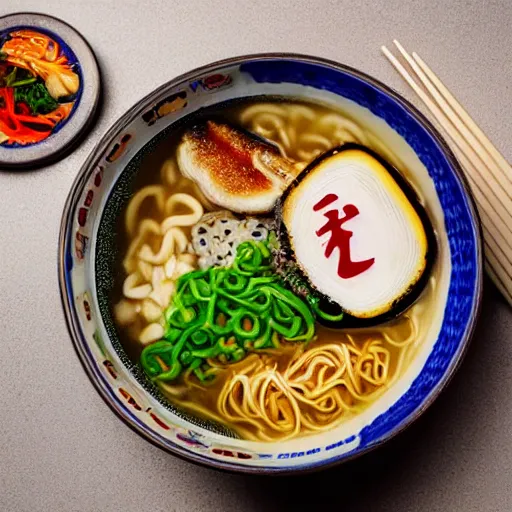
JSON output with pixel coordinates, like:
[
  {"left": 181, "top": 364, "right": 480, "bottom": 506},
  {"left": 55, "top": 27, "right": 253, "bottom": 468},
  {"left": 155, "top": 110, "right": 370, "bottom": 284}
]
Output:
[
  {"left": 59, "top": 54, "right": 482, "bottom": 474},
  {"left": 0, "top": 13, "right": 101, "bottom": 169}
]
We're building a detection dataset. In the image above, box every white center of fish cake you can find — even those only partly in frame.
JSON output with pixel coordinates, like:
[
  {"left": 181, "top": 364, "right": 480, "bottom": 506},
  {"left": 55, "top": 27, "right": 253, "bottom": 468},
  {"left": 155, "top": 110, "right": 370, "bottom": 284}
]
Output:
[{"left": 283, "top": 149, "right": 428, "bottom": 318}]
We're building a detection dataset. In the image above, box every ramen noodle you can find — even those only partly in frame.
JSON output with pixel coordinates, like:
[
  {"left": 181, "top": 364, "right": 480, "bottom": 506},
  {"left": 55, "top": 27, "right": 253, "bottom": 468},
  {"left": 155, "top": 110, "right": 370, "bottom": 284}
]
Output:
[{"left": 112, "top": 99, "right": 439, "bottom": 441}]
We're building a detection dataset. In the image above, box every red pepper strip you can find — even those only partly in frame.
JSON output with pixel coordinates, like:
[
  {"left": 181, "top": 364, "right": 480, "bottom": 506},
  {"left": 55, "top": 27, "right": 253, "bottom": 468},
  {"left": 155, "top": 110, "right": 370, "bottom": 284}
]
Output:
[
  {"left": 13, "top": 113, "right": 55, "bottom": 127},
  {"left": 16, "top": 102, "right": 31, "bottom": 115},
  {"left": 0, "top": 87, "right": 53, "bottom": 145}
]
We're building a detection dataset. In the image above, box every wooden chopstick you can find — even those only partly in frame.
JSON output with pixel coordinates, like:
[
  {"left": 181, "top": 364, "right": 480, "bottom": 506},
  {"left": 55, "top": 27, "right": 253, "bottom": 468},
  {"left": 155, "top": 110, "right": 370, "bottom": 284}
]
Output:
[
  {"left": 392, "top": 40, "right": 512, "bottom": 191},
  {"left": 381, "top": 44, "right": 512, "bottom": 216},
  {"left": 455, "top": 148, "right": 512, "bottom": 233},
  {"left": 411, "top": 51, "right": 512, "bottom": 182},
  {"left": 486, "top": 243, "right": 512, "bottom": 282},
  {"left": 454, "top": 148, "right": 512, "bottom": 263},
  {"left": 486, "top": 263, "right": 512, "bottom": 305},
  {"left": 381, "top": 42, "right": 512, "bottom": 305},
  {"left": 454, "top": 150, "right": 512, "bottom": 260}
]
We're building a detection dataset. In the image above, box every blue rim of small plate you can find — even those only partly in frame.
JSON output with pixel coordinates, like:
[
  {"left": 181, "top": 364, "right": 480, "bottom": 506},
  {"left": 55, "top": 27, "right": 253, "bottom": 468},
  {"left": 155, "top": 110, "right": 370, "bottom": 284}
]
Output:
[
  {"left": 0, "top": 23, "right": 83, "bottom": 148},
  {"left": 58, "top": 53, "right": 483, "bottom": 475},
  {"left": 0, "top": 12, "right": 101, "bottom": 170}
]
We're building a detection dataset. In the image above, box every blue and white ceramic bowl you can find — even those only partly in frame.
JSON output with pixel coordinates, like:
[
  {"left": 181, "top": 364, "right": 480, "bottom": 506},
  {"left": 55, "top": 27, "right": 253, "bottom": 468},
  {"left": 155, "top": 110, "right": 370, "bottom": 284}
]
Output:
[{"left": 59, "top": 54, "right": 483, "bottom": 474}]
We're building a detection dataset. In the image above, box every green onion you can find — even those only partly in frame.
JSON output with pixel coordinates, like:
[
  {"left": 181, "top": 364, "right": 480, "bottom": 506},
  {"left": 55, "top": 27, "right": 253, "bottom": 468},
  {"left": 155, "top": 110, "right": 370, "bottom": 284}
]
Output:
[{"left": 140, "top": 239, "right": 317, "bottom": 382}]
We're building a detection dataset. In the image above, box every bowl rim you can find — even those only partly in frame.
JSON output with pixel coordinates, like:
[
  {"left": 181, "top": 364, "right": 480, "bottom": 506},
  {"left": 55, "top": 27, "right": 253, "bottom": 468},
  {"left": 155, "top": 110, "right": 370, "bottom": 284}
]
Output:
[{"left": 58, "top": 52, "right": 483, "bottom": 475}]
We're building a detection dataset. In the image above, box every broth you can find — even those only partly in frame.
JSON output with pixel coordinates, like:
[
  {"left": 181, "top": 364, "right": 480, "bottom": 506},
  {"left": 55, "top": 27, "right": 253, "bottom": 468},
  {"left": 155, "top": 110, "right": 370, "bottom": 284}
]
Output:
[{"left": 111, "top": 97, "right": 441, "bottom": 441}]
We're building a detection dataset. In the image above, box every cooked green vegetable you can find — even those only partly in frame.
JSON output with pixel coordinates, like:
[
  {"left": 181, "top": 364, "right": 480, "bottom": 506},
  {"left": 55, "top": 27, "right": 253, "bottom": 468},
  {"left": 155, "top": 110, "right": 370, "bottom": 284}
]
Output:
[
  {"left": 14, "top": 81, "right": 58, "bottom": 115},
  {"left": 4, "top": 67, "right": 17, "bottom": 87},
  {"left": 140, "top": 240, "right": 316, "bottom": 383},
  {"left": 0, "top": 66, "right": 36, "bottom": 88},
  {"left": 11, "top": 77, "right": 37, "bottom": 87},
  {"left": 271, "top": 229, "right": 344, "bottom": 325}
]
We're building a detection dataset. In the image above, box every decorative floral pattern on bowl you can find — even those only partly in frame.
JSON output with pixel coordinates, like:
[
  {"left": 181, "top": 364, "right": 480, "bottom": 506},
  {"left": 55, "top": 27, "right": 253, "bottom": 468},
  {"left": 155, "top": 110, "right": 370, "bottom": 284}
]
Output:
[{"left": 59, "top": 54, "right": 482, "bottom": 474}]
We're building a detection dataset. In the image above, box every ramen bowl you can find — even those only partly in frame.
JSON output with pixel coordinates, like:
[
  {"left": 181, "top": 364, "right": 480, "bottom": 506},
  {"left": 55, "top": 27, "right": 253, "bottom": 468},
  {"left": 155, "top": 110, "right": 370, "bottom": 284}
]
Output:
[{"left": 59, "top": 54, "right": 482, "bottom": 474}]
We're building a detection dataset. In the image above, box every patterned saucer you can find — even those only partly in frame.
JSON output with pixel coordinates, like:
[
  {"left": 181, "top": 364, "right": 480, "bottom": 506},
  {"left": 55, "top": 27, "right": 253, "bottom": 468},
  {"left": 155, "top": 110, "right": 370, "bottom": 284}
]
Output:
[{"left": 0, "top": 13, "right": 101, "bottom": 169}]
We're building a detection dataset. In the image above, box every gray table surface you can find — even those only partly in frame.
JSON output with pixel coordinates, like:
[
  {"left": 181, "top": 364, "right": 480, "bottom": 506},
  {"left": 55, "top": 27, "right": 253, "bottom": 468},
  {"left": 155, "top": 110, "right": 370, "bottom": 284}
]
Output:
[{"left": 1, "top": 1, "right": 511, "bottom": 511}]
